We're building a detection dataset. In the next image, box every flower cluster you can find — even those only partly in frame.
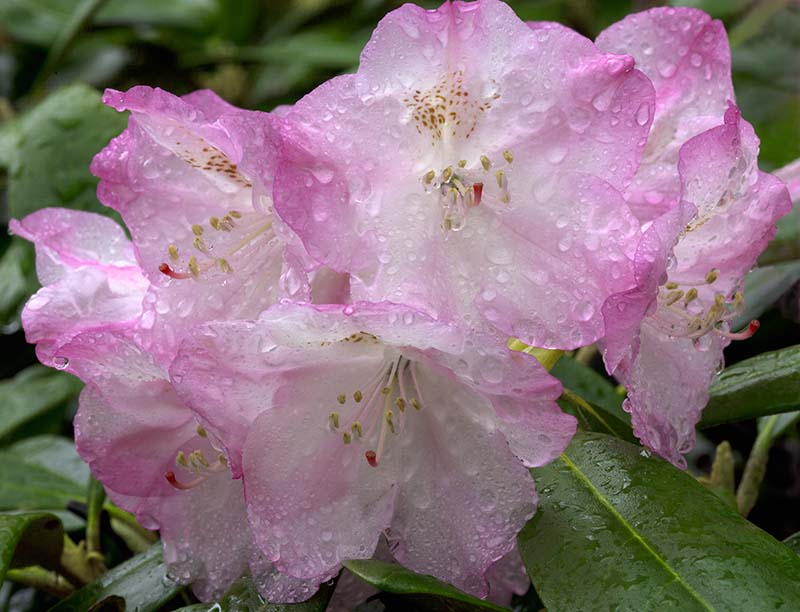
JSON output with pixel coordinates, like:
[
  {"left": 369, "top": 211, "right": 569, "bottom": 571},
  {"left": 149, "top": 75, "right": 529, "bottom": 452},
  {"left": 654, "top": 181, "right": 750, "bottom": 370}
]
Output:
[{"left": 12, "top": 0, "right": 790, "bottom": 605}]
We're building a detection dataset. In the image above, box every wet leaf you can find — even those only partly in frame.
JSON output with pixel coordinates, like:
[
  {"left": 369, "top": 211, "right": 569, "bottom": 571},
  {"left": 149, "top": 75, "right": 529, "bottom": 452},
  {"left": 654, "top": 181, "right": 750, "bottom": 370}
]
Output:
[
  {"left": 520, "top": 432, "right": 800, "bottom": 611},
  {"left": 0, "top": 512, "right": 64, "bottom": 582}
]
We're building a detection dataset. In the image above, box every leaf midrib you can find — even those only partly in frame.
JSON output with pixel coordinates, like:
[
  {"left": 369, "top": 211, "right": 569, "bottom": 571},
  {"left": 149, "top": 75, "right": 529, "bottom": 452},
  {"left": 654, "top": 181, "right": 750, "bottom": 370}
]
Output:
[{"left": 559, "top": 452, "right": 716, "bottom": 612}]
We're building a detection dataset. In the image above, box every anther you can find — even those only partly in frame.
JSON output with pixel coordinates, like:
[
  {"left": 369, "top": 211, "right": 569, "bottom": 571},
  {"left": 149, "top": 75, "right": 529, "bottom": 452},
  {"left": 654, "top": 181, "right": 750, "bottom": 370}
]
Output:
[
  {"left": 228, "top": 210, "right": 242, "bottom": 219},
  {"left": 193, "top": 237, "right": 207, "bottom": 252},
  {"left": 175, "top": 451, "right": 188, "bottom": 468},
  {"left": 411, "top": 398, "right": 421, "bottom": 410},
  {"left": 665, "top": 282, "right": 679, "bottom": 290},
  {"left": 705, "top": 269, "right": 720, "bottom": 284},
  {"left": 352, "top": 421, "right": 363, "bottom": 438},
  {"left": 503, "top": 150, "right": 514, "bottom": 163},
  {"left": 217, "top": 258, "right": 233, "bottom": 273},
  {"left": 423, "top": 170, "right": 435, "bottom": 184},
  {"left": 191, "top": 450, "right": 209, "bottom": 468},
  {"left": 385, "top": 410, "right": 395, "bottom": 434},
  {"left": 342, "top": 432, "right": 352, "bottom": 444},
  {"left": 168, "top": 244, "right": 179, "bottom": 261},
  {"left": 458, "top": 159, "right": 467, "bottom": 168},
  {"left": 192, "top": 224, "right": 204, "bottom": 236},
  {"left": 480, "top": 155, "right": 491, "bottom": 171},
  {"left": 365, "top": 450, "right": 378, "bottom": 467},
  {"left": 354, "top": 390, "right": 363, "bottom": 403},
  {"left": 381, "top": 386, "right": 391, "bottom": 395},
  {"left": 196, "top": 425, "right": 207, "bottom": 438},
  {"left": 210, "top": 216, "right": 221, "bottom": 230},
  {"left": 684, "top": 288, "right": 698, "bottom": 303},
  {"left": 442, "top": 166, "right": 454, "bottom": 183},
  {"left": 329, "top": 412, "right": 340, "bottom": 429},
  {"left": 337, "top": 394, "right": 346, "bottom": 405},
  {"left": 395, "top": 397, "right": 406, "bottom": 412},
  {"left": 665, "top": 290, "right": 684, "bottom": 306},
  {"left": 188, "top": 256, "right": 200, "bottom": 279}
]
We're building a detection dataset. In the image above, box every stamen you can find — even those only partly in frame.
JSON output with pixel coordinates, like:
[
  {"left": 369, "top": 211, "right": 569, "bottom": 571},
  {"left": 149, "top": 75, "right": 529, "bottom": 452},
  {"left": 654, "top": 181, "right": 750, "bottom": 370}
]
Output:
[
  {"left": 472, "top": 183, "right": 483, "bottom": 207},
  {"left": 196, "top": 425, "right": 207, "bottom": 438},
  {"left": 343, "top": 432, "right": 352, "bottom": 444},
  {"left": 423, "top": 170, "right": 435, "bottom": 184},
  {"left": 329, "top": 412, "right": 340, "bottom": 429},
  {"left": 385, "top": 410, "right": 395, "bottom": 434},
  {"left": 229, "top": 210, "right": 242, "bottom": 219},
  {"left": 158, "top": 263, "right": 192, "bottom": 280},
  {"left": 165, "top": 471, "right": 205, "bottom": 490},
  {"left": 665, "top": 282, "right": 679, "bottom": 290},
  {"left": 717, "top": 319, "right": 760, "bottom": 341},
  {"left": 337, "top": 393, "right": 346, "bottom": 405},
  {"left": 217, "top": 258, "right": 233, "bottom": 273},
  {"left": 188, "top": 256, "right": 200, "bottom": 278},
  {"left": 480, "top": 155, "right": 491, "bottom": 171},
  {"left": 354, "top": 390, "right": 363, "bottom": 403},
  {"left": 502, "top": 150, "right": 514, "bottom": 163},
  {"left": 352, "top": 421, "right": 363, "bottom": 438},
  {"left": 442, "top": 166, "right": 454, "bottom": 182},
  {"left": 665, "top": 290, "right": 684, "bottom": 306},
  {"left": 210, "top": 216, "right": 221, "bottom": 230},
  {"left": 706, "top": 269, "right": 720, "bottom": 284},
  {"left": 192, "top": 224, "right": 204, "bottom": 236},
  {"left": 365, "top": 450, "right": 378, "bottom": 467},
  {"left": 395, "top": 397, "right": 406, "bottom": 412},
  {"left": 168, "top": 244, "right": 179, "bottom": 261},
  {"left": 193, "top": 237, "right": 207, "bottom": 252},
  {"left": 457, "top": 159, "right": 467, "bottom": 168},
  {"left": 175, "top": 451, "right": 188, "bottom": 468},
  {"left": 684, "top": 288, "right": 698, "bottom": 303}
]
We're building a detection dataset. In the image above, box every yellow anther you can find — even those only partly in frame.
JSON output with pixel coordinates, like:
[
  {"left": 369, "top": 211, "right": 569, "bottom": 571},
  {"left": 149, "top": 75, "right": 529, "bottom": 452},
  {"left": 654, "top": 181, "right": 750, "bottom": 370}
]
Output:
[
  {"left": 395, "top": 397, "right": 406, "bottom": 412},
  {"left": 193, "top": 237, "right": 207, "bottom": 252},
  {"left": 168, "top": 244, "right": 179, "bottom": 261},
  {"left": 665, "top": 282, "right": 679, "bottom": 290},
  {"left": 411, "top": 398, "right": 421, "bottom": 410},
  {"left": 381, "top": 386, "right": 391, "bottom": 395},
  {"left": 457, "top": 159, "right": 467, "bottom": 168},
  {"left": 684, "top": 288, "right": 698, "bottom": 303},
  {"left": 218, "top": 453, "right": 228, "bottom": 466},
  {"left": 329, "top": 412, "right": 340, "bottom": 429},
  {"left": 705, "top": 269, "right": 720, "bottom": 284},
  {"left": 733, "top": 292, "right": 743, "bottom": 308},
  {"left": 176, "top": 451, "right": 188, "bottom": 468},
  {"left": 385, "top": 410, "right": 395, "bottom": 434},
  {"left": 196, "top": 425, "right": 207, "bottom": 438},
  {"left": 210, "top": 216, "right": 221, "bottom": 230},
  {"left": 423, "top": 170, "right": 436, "bottom": 184},
  {"left": 188, "top": 256, "right": 200, "bottom": 278},
  {"left": 352, "top": 421, "right": 363, "bottom": 438},
  {"left": 191, "top": 450, "right": 209, "bottom": 468},
  {"left": 665, "top": 290, "right": 684, "bottom": 306},
  {"left": 495, "top": 170, "right": 505, "bottom": 187},
  {"left": 481, "top": 155, "right": 491, "bottom": 171},
  {"left": 354, "top": 390, "right": 363, "bottom": 403},
  {"left": 688, "top": 316, "right": 703, "bottom": 331},
  {"left": 714, "top": 294, "right": 725, "bottom": 308},
  {"left": 217, "top": 258, "right": 233, "bottom": 273},
  {"left": 337, "top": 393, "right": 346, "bottom": 405},
  {"left": 229, "top": 210, "right": 242, "bottom": 219},
  {"left": 503, "top": 150, "right": 514, "bottom": 163},
  {"left": 442, "top": 166, "right": 454, "bottom": 183},
  {"left": 342, "top": 432, "right": 352, "bottom": 444},
  {"left": 192, "top": 224, "right": 204, "bottom": 236}
]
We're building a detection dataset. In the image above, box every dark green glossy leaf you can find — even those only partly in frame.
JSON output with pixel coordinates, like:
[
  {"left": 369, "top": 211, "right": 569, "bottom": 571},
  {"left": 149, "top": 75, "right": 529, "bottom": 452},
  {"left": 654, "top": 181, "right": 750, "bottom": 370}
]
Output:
[
  {"left": 520, "top": 432, "right": 800, "bottom": 611},
  {"left": 0, "top": 512, "right": 63, "bottom": 582},
  {"left": 173, "top": 576, "right": 334, "bottom": 611},
  {"left": 0, "top": 367, "right": 82, "bottom": 444},
  {"left": 557, "top": 391, "right": 635, "bottom": 443},
  {"left": 551, "top": 357, "right": 627, "bottom": 423},
  {"left": 7, "top": 84, "right": 126, "bottom": 220},
  {"left": 343, "top": 559, "right": 508, "bottom": 612},
  {"left": 700, "top": 345, "right": 800, "bottom": 427},
  {"left": 784, "top": 532, "right": 800, "bottom": 556},
  {"left": 0, "top": 449, "right": 86, "bottom": 511},
  {"left": 8, "top": 435, "right": 90, "bottom": 487},
  {"left": 0, "top": 239, "right": 38, "bottom": 331},
  {"left": 49, "top": 544, "right": 182, "bottom": 612}
]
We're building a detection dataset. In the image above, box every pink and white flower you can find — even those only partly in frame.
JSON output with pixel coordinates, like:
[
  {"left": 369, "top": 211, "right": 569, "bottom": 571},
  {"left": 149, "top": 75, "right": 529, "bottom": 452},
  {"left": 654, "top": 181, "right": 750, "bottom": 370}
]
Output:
[
  {"left": 270, "top": 0, "right": 653, "bottom": 350},
  {"left": 602, "top": 104, "right": 791, "bottom": 467},
  {"left": 170, "top": 301, "right": 576, "bottom": 597}
]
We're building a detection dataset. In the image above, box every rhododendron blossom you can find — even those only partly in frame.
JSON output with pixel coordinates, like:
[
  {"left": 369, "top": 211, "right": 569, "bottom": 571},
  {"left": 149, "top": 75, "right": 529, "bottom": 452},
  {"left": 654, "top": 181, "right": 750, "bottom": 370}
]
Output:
[
  {"left": 170, "top": 301, "right": 576, "bottom": 596},
  {"left": 272, "top": 0, "right": 654, "bottom": 350},
  {"left": 602, "top": 104, "right": 791, "bottom": 467}
]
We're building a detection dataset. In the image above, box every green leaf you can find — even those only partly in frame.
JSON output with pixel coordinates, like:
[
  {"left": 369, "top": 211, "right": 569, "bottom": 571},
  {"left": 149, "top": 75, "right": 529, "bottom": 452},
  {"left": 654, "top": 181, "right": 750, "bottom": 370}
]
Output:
[
  {"left": 7, "top": 435, "right": 90, "bottom": 486},
  {"left": 557, "top": 391, "right": 635, "bottom": 443},
  {"left": 551, "top": 357, "right": 627, "bottom": 423},
  {"left": 173, "top": 576, "right": 334, "bottom": 611},
  {"left": 0, "top": 239, "right": 38, "bottom": 331},
  {"left": 732, "top": 263, "right": 800, "bottom": 328},
  {"left": 519, "top": 432, "right": 800, "bottom": 611},
  {"left": 343, "top": 559, "right": 508, "bottom": 612},
  {"left": 49, "top": 544, "right": 182, "bottom": 612},
  {"left": 7, "top": 84, "right": 126, "bottom": 221},
  {"left": 0, "top": 448, "right": 86, "bottom": 511},
  {"left": 0, "top": 512, "right": 64, "bottom": 583},
  {"left": 758, "top": 411, "right": 800, "bottom": 441},
  {"left": 784, "top": 532, "right": 800, "bottom": 556},
  {"left": 700, "top": 345, "right": 800, "bottom": 427},
  {"left": 0, "top": 366, "right": 82, "bottom": 444}
]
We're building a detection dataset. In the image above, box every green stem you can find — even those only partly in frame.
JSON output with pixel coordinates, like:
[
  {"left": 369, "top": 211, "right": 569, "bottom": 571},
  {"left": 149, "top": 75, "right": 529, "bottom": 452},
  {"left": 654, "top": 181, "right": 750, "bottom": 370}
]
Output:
[
  {"left": 30, "top": 0, "right": 110, "bottom": 96},
  {"left": 575, "top": 344, "right": 597, "bottom": 366},
  {"left": 86, "top": 477, "right": 107, "bottom": 576},
  {"left": 105, "top": 504, "right": 157, "bottom": 544},
  {"left": 736, "top": 415, "right": 778, "bottom": 516},
  {"left": 6, "top": 567, "right": 75, "bottom": 598},
  {"left": 59, "top": 535, "right": 95, "bottom": 586}
]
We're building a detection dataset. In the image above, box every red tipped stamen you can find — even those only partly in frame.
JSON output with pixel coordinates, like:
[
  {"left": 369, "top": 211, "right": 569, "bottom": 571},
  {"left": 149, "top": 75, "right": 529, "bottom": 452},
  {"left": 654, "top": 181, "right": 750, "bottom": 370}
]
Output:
[
  {"left": 472, "top": 183, "right": 483, "bottom": 206},
  {"left": 720, "top": 319, "right": 760, "bottom": 341},
  {"left": 165, "top": 470, "right": 204, "bottom": 490},
  {"left": 159, "top": 263, "right": 191, "bottom": 280},
  {"left": 365, "top": 450, "right": 378, "bottom": 468}
]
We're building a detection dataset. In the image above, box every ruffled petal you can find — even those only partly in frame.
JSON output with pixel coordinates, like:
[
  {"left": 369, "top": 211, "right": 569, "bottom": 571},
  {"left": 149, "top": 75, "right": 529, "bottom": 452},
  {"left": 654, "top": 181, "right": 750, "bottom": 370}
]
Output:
[
  {"left": 10, "top": 209, "right": 147, "bottom": 366},
  {"left": 485, "top": 547, "right": 530, "bottom": 605},
  {"left": 92, "top": 86, "right": 306, "bottom": 363},
  {"left": 275, "top": 0, "right": 651, "bottom": 347},
  {"left": 617, "top": 321, "right": 725, "bottom": 468},
  {"left": 597, "top": 7, "right": 733, "bottom": 215},
  {"left": 386, "top": 361, "right": 536, "bottom": 597},
  {"left": 675, "top": 104, "right": 792, "bottom": 286}
]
